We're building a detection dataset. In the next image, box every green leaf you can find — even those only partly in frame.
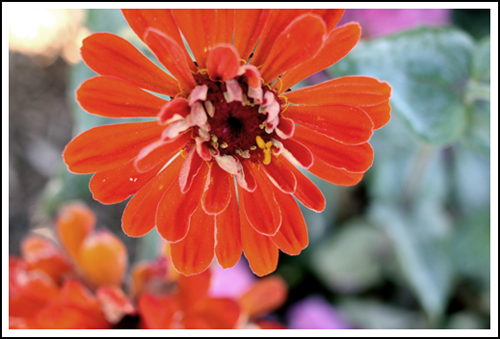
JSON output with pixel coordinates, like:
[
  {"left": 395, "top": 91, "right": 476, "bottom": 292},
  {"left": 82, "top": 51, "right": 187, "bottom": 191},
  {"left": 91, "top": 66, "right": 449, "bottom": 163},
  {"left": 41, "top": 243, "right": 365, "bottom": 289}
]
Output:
[
  {"left": 462, "top": 37, "right": 490, "bottom": 157},
  {"left": 369, "top": 202, "right": 453, "bottom": 324},
  {"left": 331, "top": 27, "right": 475, "bottom": 145},
  {"left": 451, "top": 209, "right": 490, "bottom": 290},
  {"left": 338, "top": 298, "right": 427, "bottom": 329},
  {"left": 471, "top": 37, "right": 490, "bottom": 83},
  {"left": 451, "top": 144, "right": 490, "bottom": 215},
  {"left": 310, "top": 219, "right": 387, "bottom": 293}
]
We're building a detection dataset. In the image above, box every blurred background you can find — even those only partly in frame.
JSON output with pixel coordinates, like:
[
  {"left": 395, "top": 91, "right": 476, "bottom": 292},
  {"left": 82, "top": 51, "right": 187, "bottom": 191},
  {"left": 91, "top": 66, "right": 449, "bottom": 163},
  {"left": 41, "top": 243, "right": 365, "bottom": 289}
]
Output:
[{"left": 8, "top": 8, "right": 493, "bottom": 329}]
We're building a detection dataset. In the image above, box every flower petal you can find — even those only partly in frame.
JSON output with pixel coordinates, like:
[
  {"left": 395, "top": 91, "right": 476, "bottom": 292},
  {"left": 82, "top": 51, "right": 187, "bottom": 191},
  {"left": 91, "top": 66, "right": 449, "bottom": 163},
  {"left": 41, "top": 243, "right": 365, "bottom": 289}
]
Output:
[
  {"left": 315, "top": 9, "right": 345, "bottom": 32},
  {"left": 236, "top": 160, "right": 257, "bottom": 192},
  {"left": 259, "top": 14, "right": 326, "bottom": 83},
  {"left": 293, "top": 126, "right": 374, "bottom": 173},
  {"left": 121, "top": 155, "right": 184, "bottom": 237},
  {"left": 206, "top": 44, "right": 240, "bottom": 81},
  {"left": 138, "top": 293, "right": 178, "bottom": 329},
  {"left": 96, "top": 286, "right": 135, "bottom": 324},
  {"left": 239, "top": 166, "right": 282, "bottom": 236},
  {"left": 270, "top": 188, "right": 309, "bottom": 255},
  {"left": 239, "top": 276, "right": 287, "bottom": 318},
  {"left": 55, "top": 202, "right": 96, "bottom": 263},
  {"left": 171, "top": 9, "right": 216, "bottom": 69},
  {"left": 81, "top": 33, "right": 179, "bottom": 96},
  {"left": 284, "top": 104, "right": 374, "bottom": 145},
  {"left": 63, "top": 121, "right": 164, "bottom": 174},
  {"left": 277, "top": 137, "right": 314, "bottom": 169},
  {"left": 77, "top": 76, "right": 167, "bottom": 118},
  {"left": 215, "top": 183, "right": 242, "bottom": 268},
  {"left": 214, "top": 9, "right": 234, "bottom": 45},
  {"left": 90, "top": 159, "right": 162, "bottom": 205},
  {"left": 233, "top": 9, "right": 271, "bottom": 61},
  {"left": 157, "top": 98, "right": 191, "bottom": 125},
  {"left": 175, "top": 269, "right": 211, "bottom": 311},
  {"left": 156, "top": 161, "right": 208, "bottom": 243},
  {"left": 184, "top": 298, "right": 241, "bottom": 329},
  {"left": 261, "top": 155, "right": 297, "bottom": 194},
  {"left": 178, "top": 147, "right": 203, "bottom": 193},
  {"left": 279, "top": 23, "right": 361, "bottom": 91},
  {"left": 20, "top": 235, "right": 72, "bottom": 283},
  {"left": 121, "top": 9, "right": 196, "bottom": 71},
  {"left": 202, "top": 161, "right": 232, "bottom": 215},
  {"left": 308, "top": 156, "right": 365, "bottom": 186},
  {"left": 280, "top": 158, "right": 326, "bottom": 212},
  {"left": 134, "top": 131, "right": 191, "bottom": 173},
  {"left": 286, "top": 76, "right": 392, "bottom": 129},
  {"left": 239, "top": 190, "right": 279, "bottom": 277},
  {"left": 170, "top": 202, "right": 215, "bottom": 276},
  {"left": 251, "top": 9, "right": 313, "bottom": 67},
  {"left": 144, "top": 27, "right": 197, "bottom": 93}
]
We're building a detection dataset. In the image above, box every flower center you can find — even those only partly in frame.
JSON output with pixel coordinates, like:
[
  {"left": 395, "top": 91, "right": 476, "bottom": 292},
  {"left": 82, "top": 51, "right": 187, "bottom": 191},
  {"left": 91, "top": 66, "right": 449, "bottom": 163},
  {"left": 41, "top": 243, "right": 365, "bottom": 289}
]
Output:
[{"left": 191, "top": 72, "right": 282, "bottom": 164}]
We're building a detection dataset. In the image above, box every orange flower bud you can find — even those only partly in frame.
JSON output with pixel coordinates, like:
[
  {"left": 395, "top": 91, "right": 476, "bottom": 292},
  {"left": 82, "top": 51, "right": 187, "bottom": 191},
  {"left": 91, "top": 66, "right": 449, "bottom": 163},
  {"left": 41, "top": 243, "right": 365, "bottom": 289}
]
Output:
[
  {"left": 55, "top": 202, "right": 96, "bottom": 262},
  {"left": 77, "top": 231, "right": 127, "bottom": 288}
]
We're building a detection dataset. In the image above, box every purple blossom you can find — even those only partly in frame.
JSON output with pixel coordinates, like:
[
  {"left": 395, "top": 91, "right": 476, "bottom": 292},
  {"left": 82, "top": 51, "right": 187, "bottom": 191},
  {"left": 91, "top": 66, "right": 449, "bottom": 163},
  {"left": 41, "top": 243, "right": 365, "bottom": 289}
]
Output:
[
  {"left": 287, "top": 296, "right": 351, "bottom": 329},
  {"left": 339, "top": 9, "right": 452, "bottom": 38}
]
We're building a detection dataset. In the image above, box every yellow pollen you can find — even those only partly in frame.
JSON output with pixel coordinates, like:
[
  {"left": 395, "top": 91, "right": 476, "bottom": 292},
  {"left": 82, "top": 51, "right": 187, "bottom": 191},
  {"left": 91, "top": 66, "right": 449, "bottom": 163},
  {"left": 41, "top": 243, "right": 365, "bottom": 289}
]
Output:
[{"left": 256, "top": 136, "right": 273, "bottom": 165}]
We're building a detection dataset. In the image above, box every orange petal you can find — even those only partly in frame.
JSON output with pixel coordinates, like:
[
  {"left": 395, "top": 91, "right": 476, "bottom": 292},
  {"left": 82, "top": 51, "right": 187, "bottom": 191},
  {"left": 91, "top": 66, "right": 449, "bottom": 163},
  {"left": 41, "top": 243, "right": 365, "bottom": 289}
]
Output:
[
  {"left": 81, "top": 33, "right": 179, "bottom": 96},
  {"left": 171, "top": 9, "right": 216, "bottom": 69},
  {"left": 270, "top": 188, "right": 309, "bottom": 255},
  {"left": 239, "top": 275, "right": 288, "bottom": 318},
  {"left": 239, "top": 166, "right": 282, "bottom": 236},
  {"left": 121, "top": 155, "right": 184, "bottom": 237},
  {"left": 144, "top": 27, "right": 197, "bottom": 93},
  {"left": 206, "top": 44, "right": 241, "bottom": 81},
  {"left": 239, "top": 185, "right": 279, "bottom": 277},
  {"left": 134, "top": 131, "right": 190, "bottom": 173},
  {"left": 157, "top": 97, "right": 191, "bottom": 125},
  {"left": 284, "top": 104, "right": 374, "bottom": 145},
  {"left": 259, "top": 14, "right": 326, "bottom": 83},
  {"left": 279, "top": 137, "right": 314, "bottom": 169},
  {"left": 308, "top": 156, "right": 365, "bottom": 186},
  {"left": 76, "top": 76, "right": 167, "bottom": 118},
  {"left": 279, "top": 23, "right": 360, "bottom": 91},
  {"left": 178, "top": 147, "right": 203, "bottom": 194},
  {"left": 184, "top": 297, "right": 241, "bottom": 329},
  {"left": 170, "top": 202, "right": 215, "bottom": 276},
  {"left": 138, "top": 293, "right": 178, "bottom": 329},
  {"left": 202, "top": 161, "right": 232, "bottom": 215},
  {"left": 96, "top": 286, "right": 135, "bottom": 324},
  {"left": 286, "top": 76, "right": 392, "bottom": 129},
  {"left": 156, "top": 161, "right": 208, "bottom": 243},
  {"left": 175, "top": 269, "right": 211, "bottom": 312},
  {"left": 315, "top": 9, "right": 345, "bottom": 32},
  {"left": 90, "top": 159, "right": 164, "bottom": 205},
  {"left": 121, "top": 9, "right": 196, "bottom": 72},
  {"left": 293, "top": 126, "right": 374, "bottom": 173},
  {"left": 129, "top": 256, "right": 168, "bottom": 298},
  {"left": 280, "top": 158, "right": 326, "bottom": 212},
  {"left": 215, "top": 183, "right": 242, "bottom": 268},
  {"left": 214, "top": 9, "right": 235, "bottom": 45},
  {"left": 77, "top": 230, "right": 128, "bottom": 288},
  {"left": 34, "top": 304, "right": 109, "bottom": 329},
  {"left": 20, "top": 235, "right": 72, "bottom": 283},
  {"left": 251, "top": 9, "right": 313, "bottom": 67},
  {"left": 261, "top": 155, "right": 297, "bottom": 194},
  {"left": 63, "top": 121, "right": 164, "bottom": 174},
  {"left": 56, "top": 202, "right": 96, "bottom": 262},
  {"left": 233, "top": 9, "right": 271, "bottom": 61}
]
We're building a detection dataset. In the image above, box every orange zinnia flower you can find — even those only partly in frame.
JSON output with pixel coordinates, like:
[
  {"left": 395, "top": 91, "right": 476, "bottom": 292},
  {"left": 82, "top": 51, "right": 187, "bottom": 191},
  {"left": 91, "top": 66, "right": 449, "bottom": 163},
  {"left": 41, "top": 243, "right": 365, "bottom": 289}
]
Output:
[{"left": 63, "top": 9, "right": 391, "bottom": 277}]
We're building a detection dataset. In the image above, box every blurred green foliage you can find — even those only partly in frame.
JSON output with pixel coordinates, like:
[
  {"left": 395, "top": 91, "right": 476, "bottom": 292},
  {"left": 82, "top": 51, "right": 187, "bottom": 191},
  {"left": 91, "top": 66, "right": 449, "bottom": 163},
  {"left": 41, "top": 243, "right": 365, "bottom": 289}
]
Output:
[{"left": 38, "top": 9, "right": 490, "bottom": 329}]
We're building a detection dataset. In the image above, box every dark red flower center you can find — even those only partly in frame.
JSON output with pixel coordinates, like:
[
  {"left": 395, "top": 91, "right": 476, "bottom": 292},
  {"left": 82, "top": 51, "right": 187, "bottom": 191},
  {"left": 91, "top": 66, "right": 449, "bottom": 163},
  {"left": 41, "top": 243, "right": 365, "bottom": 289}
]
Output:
[{"left": 192, "top": 73, "right": 281, "bottom": 162}]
